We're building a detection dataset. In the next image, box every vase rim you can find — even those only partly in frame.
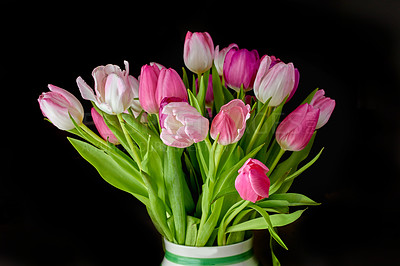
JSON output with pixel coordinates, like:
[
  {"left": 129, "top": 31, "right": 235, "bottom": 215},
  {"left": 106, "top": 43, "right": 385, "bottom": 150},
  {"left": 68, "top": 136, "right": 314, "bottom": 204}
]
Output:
[{"left": 163, "top": 236, "right": 253, "bottom": 258}]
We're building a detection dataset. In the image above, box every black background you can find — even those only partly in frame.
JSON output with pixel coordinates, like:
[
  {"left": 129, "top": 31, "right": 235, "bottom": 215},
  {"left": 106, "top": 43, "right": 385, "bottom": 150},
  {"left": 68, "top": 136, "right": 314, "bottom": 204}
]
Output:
[{"left": 2, "top": 0, "right": 400, "bottom": 265}]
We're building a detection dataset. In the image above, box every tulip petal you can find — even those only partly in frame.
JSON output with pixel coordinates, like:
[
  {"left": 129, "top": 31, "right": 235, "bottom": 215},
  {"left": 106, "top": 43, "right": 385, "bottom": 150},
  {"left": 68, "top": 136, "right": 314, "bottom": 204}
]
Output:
[
  {"left": 249, "top": 168, "right": 270, "bottom": 198},
  {"left": 235, "top": 173, "right": 259, "bottom": 203}
]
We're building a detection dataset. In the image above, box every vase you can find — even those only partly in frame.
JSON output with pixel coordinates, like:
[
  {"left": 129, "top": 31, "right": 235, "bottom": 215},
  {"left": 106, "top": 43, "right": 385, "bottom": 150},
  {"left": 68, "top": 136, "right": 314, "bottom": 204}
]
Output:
[{"left": 161, "top": 237, "right": 258, "bottom": 265}]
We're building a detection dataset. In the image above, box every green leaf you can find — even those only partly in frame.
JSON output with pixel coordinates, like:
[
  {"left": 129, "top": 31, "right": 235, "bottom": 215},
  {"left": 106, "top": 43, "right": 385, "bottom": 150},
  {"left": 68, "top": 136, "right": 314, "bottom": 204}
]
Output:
[
  {"left": 196, "top": 197, "right": 224, "bottom": 246},
  {"left": 188, "top": 89, "right": 203, "bottom": 115},
  {"left": 269, "top": 193, "right": 320, "bottom": 206},
  {"left": 196, "top": 70, "right": 210, "bottom": 115},
  {"left": 68, "top": 138, "right": 148, "bottom": 199},
  {"left": 248, "top": 204, "right": 287, "bottom": 250},
  {"left": 182, "top": 67, "right": 189, "bottom": 89},
  {"left": 185, "top": 216, "right": 200, "bottom": 246},
  {"left": 301, "top": 88, "right": 319, "bottom": 105},
  {"left": 226, "top": 209, "right": 306, "bottom": 233}
]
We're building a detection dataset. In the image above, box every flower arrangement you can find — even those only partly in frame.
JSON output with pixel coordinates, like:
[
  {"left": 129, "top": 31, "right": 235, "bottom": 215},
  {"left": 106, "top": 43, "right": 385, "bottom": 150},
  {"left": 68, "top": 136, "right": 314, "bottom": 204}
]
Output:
[{"left": 38, "top": 31, "right": 335, "bottom": 265}]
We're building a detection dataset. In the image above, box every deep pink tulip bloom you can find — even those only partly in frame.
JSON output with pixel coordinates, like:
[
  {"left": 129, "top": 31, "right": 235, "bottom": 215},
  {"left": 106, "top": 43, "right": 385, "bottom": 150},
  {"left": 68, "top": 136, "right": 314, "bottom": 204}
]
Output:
[
  {"left": 235, "top": 158, "right": 270, "bottom": 203},
  {"left": 38, "top": 84, "right": 84, "bottom": 131},
  {"left": 160, "top": 101, "right": 209, "bottom": 148},
  {"left": 77, "top": 61, "right": 136, "bottom": 115},
  {"left": 91, "top": 108, "right": 119, "bottom": 145},
  {"left": 210, "top": 99, "right": 251, "bottom": 145},
  {"left": 156, "top": 68, "right": 188, "bottom": 111},
  {"left": 139, "top": 63, "right": 162, "bottom": 114},
  {"left": 276, "top": 103, "right": 320, "bottom": 151},
  {"left": 223, "top": 47, "right": 260, "bottom": 92},
  {"left": 254, "top": 55, "right": 296, "bottom": 106},
  {"left": 184, "top": 31, "right": 214, "bottom": 75},
  {"left": 310, "top": 89, "right": 335, "bottom": 129}
]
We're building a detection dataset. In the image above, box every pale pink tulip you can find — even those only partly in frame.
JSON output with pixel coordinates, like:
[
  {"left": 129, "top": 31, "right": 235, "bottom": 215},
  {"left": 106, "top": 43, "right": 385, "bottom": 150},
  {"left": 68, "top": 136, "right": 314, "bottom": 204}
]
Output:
[
  {"left": 91, "top": 108, "right": 119, "bottom": 144},
  {"left": 276, "top": 103, "right": 320, "bottom": 151},
  {"left": 76, "top": 61, "right": 136, "bottom": 115},
  {"left": 210, "top": 99, "right": 251, "bottom": 145},
  {"left": 184, "top": 31, "right": 214, "bottom": 74},
  {"left": 160, "top": 101, "right": 209, "bottom": 148},
  {"left": 223, "top": 47, "right": 260, "bottom": 92},
  {"left": 235, "top": 158, "right": 270, "bottom": 203},
  {"left": 254, "top": 55, "right": 295, "bottom": 106},
  {"left": 310, "top": 89, "right": 335, "bottom": 129},
  {"left": 214, "top": 43, "right": 238, "bottom": 76},
  {"left": 38, "top": 84, "right": 84, "bottom": 131}
]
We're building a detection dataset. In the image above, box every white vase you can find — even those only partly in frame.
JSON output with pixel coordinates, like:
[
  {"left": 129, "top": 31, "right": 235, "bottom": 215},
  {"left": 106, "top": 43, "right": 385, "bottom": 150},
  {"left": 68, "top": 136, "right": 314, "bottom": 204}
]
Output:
[{"left": 161, "top": 237, "right": 258, "bottom": 265}]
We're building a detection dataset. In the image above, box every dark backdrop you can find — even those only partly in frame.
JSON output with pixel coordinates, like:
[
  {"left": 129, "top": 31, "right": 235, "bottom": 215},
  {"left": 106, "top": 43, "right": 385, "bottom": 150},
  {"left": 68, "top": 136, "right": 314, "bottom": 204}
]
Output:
[{"left": 3, "top": 0, "right": 400, "bottom": 265}]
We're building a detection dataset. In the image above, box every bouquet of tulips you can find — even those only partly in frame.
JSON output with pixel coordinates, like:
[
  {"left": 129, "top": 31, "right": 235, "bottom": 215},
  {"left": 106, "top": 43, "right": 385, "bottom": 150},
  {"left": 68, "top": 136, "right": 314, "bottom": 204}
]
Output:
[{"left": 38, "top": 31, "right": 335, "bottom": 264}]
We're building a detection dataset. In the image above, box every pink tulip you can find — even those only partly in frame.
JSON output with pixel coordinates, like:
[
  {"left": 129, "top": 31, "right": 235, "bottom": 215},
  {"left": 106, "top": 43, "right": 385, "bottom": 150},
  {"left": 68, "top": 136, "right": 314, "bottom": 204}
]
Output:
[
  {"left": 156, "top": 68, "right": 188, "bottom": 109},
  {"left": 184, "top": 31, "right": 214, "bottom": 74},
  {"left": 214, "top": 43, "right": 238, "bottom": 76},
  {"left": 223, "top": 47, "right": 260, "bottom": 92},
  {"left": 254, "top": 55, "right": 296, "bottom": 106},
  {"left": 210, "top": 99, "right": 251, "bottom": 145},
  {"left": 76, "top": 61, "right": 136, "bottom": 115},
  {"left": 276, "top": 103, "right": 320, "bottom": 151},
  {"left": 38, "top": 84, "right": 84, "bottom": 131},
  {"left": 91, "top": 108, "right": 119, "bottom": 144},
  {"left": 160, "top": 101, "right": 209, "bottom": 148},
  {"left": 235, "top": 158, "right": 270, "bottom": 203},
  {"left": 139, "top": 63, "right": 162, "bottom": 114},
  {"left": 310, "top": 89, "right": 335, "bottom": 129}
]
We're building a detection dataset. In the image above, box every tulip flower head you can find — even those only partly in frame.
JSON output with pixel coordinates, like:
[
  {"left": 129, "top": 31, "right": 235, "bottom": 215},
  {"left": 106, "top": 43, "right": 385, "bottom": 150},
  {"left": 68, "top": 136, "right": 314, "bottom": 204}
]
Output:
[
  {"left": 223, "top": 47, "right": 260, "bottom": 92},
  {"left": 235, "top": 158, "right": 270, "bottom": 203},
  {"left": 276, "top": 103, "right": 320, "bottom": 151},
  {"left": 38, "top": 84, "right": 84, "bottom": 131},
  {"left": 77, "top": 61, "right": 136, "bottom": 115},
  {"left": 184, "top": 31, "right": 214, "bottom": 75},
  {"left": 210, "top": 99, "right": 251, "bottom": 145},
  {"left": 214, "top": 43, "right": 238, "bottom": 76},
  {"left": 310, "top": 89, "right": 335, "bottom": 129},
  {"left": 139, "top": 63, "right": 162, "bottom": 114},
  {"left": 91, "top": 108, "right": 119, "bottom": 145},
  {"left": 156, "top": 68, "right": 188, "bottom": 110},
  {"left": 254, "top": 55, "right": 296, "bottom": 106},
  {"left": 160, "top": 101, "right": 209, "bottom": 148}
]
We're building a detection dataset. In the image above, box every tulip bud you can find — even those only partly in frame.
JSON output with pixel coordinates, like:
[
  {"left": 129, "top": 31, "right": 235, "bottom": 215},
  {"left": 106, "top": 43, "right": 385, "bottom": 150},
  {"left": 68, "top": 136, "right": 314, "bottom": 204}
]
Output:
[
  {"left": 184, "top": 31, "right": 214, "bottom": 75},
  {"left": 310, "top": 89, "right": 335, "bottom": 129},
  {"left": 139, "top": 64, "right": 162, "bottom": 114},
  {"left": 223, "top": 47, "right": 260, "bottom": 92},
  {"left": 210, "top": 99, "right": 251, "bottom": 145},
  {"left": 156, "top": 68, "right": 188, "bottom": 109},
  {"left": 214, "top": 43, "right": 238, "bottom": 76},
  {"left": 160, "top": 101, "right": 209, "bottom": 148},
  {"left": 90, "top": 108, "right": 119, "bottom": 144},
  {"left": 276, "top": 103, "right": 320, "bottom": 151},
  {"left": 38, "top": 84, "right": 84, "bottom": 131},
  {"left": 77, "top": 61, "right": 135, "bottom": 115},
  {"left": 235, "top": 158, "right": 270, "bottom": 203},
  {"left": 254, "top": 55, "right": 296, "bottom": 106}
]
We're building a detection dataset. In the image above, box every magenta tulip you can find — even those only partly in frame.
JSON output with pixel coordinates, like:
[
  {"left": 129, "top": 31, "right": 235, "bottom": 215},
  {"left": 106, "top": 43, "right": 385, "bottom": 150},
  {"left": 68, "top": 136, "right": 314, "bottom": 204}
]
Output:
[
  {"left": 310, "top": 89, "right": 335, "bottom": 129},
  {"left": 210, "top": 99, "right": 251, "bottom": 145},
  {"left": 91, "top": 108, "right": 119, "bottom": 144},
  {"left": 223, "top": 47, "right": 260, "bottom": 92},
  {"left": 254, "top": 55, "right": 296, "bottom": 106},
  {"left": 139, "top": 63, "right": 162, "bottom": 114},
  {"left": 160, "top": 101, "right": 209, "bottom": 148},
  {"left": 184, "top": 31, "right": 214, "bottom": 74},
  {"left": 38, "top": 84, "right": 84, "bottom": 131},
  {"left": 235, "top": 158, "right": 270, "bottom": 203},
  {"left": 276, "top": 103, "right": 320, "bottom": 151}
]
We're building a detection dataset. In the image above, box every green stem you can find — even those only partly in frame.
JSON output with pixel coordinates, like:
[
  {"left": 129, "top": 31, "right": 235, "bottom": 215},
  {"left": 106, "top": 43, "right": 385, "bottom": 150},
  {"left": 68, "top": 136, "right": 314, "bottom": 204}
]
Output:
[
  {"left": 79, "top": 123, "right": 108, "bottom": 148},
  {"left": 268, "top": 148, "right": 285, "bottom": 174},
  {"left": 117, "top": 113, "right": 142, "bottom": 170}
]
